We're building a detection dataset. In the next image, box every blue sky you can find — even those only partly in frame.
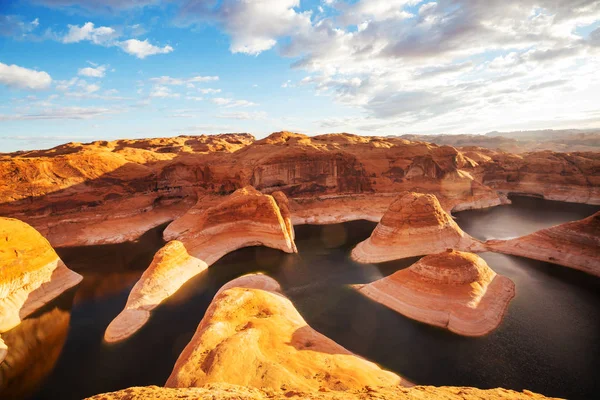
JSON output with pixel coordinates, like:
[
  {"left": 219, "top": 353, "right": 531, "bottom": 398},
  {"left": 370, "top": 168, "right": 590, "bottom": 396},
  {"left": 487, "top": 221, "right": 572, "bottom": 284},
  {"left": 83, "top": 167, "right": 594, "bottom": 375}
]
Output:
[{"left": 1, "top": 0, "right": 600, "bottom": 152}]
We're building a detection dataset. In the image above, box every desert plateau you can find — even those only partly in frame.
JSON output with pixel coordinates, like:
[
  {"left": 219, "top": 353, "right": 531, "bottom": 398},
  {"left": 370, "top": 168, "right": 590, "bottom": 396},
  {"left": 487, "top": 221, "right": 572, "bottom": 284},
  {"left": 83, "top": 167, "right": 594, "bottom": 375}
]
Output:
[{"left": 1, "top": 1, "right": 600, "bottom": 399}]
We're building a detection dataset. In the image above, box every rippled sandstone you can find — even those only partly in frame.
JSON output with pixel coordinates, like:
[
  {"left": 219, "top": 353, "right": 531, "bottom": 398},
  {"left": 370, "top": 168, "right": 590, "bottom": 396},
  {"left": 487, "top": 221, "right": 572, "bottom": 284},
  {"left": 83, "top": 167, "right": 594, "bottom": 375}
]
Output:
[
  {"left": 487, "top": 211, "right": 600, "bottom": 277},
  {"left": 355, "top": 250, "right": 515, "bottom": 336},
  {"left": 166, "top": 274, "right": 408, "bottom": 391},
  {"left": 0, "top": 218, "right": 81, "bottom": 335},
  {"left": 105, "top": 187, "right": 297, "bottom": 343},
  {"left": 84, "top": 383, "right": 557, "bottom": 400},
  {"left": 352, "top": 192, "right": 485, "bottom": 263}
]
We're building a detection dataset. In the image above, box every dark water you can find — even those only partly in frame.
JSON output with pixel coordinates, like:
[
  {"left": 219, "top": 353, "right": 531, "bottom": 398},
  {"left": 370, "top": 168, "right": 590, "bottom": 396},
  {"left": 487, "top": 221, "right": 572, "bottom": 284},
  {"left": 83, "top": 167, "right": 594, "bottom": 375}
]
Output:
[{"left": 2, "top": 196, "right": 599, "bottom": 400}]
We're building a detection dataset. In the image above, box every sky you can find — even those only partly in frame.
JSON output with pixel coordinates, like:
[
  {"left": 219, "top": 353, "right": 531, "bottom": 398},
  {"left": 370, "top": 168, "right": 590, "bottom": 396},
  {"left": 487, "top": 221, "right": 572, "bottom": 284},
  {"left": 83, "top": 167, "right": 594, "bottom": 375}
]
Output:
[{"left": 1, "top": 0, "right": 600, "bottom": 152}]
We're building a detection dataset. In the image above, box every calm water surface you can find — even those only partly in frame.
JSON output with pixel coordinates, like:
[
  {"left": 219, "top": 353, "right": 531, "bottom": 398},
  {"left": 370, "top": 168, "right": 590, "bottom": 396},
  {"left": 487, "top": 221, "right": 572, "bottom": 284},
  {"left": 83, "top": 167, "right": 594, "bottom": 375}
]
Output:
[{"left": 2, "top": 196, "right": 598, "bottom": 400}]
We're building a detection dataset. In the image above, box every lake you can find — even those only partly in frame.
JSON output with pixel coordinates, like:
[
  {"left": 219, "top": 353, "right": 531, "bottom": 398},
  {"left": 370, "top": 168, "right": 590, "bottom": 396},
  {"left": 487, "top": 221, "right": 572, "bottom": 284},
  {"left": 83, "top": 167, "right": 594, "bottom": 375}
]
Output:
[{"left": 2, "top": 195, "right": 599, "bottom": 400}]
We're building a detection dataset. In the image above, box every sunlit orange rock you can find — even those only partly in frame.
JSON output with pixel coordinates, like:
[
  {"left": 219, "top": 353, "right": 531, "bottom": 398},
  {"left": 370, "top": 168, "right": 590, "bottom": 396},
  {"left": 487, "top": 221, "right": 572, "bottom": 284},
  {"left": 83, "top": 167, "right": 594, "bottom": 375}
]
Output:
[
  {"left": 166, "top": 274, "right": 408, "bottom": 391},
  {"left": 0, "top": 217, "right": 81, "bottom": 334},
  {"left": 355, "top": 250, "right": 515, "bottom": 336},
  {"left": 105, "top": 187, "right": 297, "bottom": 343},
  {"left": 351, "top": 192, "right": 485, "bottom": 263},
  {"left": 84, "top": 383, "right": 557, "bottom": 400},
  {"left": 487, "top": 211, "right": 600, "bottom": 277}
]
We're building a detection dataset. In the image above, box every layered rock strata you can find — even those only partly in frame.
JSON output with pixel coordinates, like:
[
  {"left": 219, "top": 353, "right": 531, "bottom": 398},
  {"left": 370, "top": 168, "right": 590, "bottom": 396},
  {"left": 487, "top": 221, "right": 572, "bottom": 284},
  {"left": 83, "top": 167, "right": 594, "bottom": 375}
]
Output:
[
  {"left": 487, "top": 211, "right": 600, "bottom": 277},
  {"left": 0, "top": 217, "right": 82, "bottom": 333},
  {"left": 355, "top": 251, "right": 515, "bottom": 336},
  {"left": 166, "top": 274, "right": 408, "bottom": 391},
  {"left": 351, "top": 192, "right": 485, "bottom": 263},
  {"left": 84, "top": 383, "right": 556, "bottom": 400},
  {"left": 105, "top": 188, "right": 297, "bottom": 343}
]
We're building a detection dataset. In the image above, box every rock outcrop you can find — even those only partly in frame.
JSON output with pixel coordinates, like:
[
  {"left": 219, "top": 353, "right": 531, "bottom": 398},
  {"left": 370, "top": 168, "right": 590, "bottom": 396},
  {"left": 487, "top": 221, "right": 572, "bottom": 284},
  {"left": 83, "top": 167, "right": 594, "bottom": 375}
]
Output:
[
  {"left": 487, "top": 211, "right": 600, "bottom": 277},
  {"left": 355, "top": 250, "right": 515, "bottom": 336},
  {"left": 105, "top": 188, "right": 297, "bottom": 343},
  {"left": 84, "top": 383, "right": 557, "bottom": 400},
  {"left": 166, "top": 274, "right": 408, "bottom": 391},
  {"left": 351, "top": 192, "right": 485, "bottom": 263},
  {"left": 0, "top": 218, "right": 82, "bottom": 334}
]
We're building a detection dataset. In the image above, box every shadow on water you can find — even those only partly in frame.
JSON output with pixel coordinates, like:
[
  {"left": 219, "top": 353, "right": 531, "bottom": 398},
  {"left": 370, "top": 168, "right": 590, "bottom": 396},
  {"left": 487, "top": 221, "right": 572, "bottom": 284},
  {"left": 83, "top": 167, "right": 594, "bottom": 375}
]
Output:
[{"left": 17, "top": 197, "right": 600, "bottom": 400}]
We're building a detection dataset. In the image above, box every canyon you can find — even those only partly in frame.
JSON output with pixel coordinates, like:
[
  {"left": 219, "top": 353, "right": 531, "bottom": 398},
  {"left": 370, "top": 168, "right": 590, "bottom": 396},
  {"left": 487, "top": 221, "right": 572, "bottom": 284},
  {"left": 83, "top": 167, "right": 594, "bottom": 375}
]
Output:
[
  {"left": 0, "top": 131, "right": 598, "bottom": 400},
  {"left": 2, "top": 132, "right": 598, "bottom": 249}
]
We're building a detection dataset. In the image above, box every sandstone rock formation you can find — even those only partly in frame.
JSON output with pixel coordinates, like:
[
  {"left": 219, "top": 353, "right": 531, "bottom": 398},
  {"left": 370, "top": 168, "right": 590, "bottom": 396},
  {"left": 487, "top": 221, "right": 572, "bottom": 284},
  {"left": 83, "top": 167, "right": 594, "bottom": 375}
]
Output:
[
  {"left": 355, "top": 250, "right": 515, "bottom": 336},
  {"left": 487, "top": 211, "right": 600, "bottom": 277},
  {"left": 105, "top": 188, "right": 297, "bottom": 343},
  {"left": 352, "top": 192, "right": 485, "bottom": 263},
  {"left": 0, "top": 217, "right": 82, "bottom": 334},
  {"left": 84, "top": 383, "right": 556, "bottom": 400},
  {"left": 0, "top": 337, "right": 6, "bottom": 364},
  {"left": 166, "top": 274, "right": 408, "bottom": 391},
  {"left": 0, "top": 132, "right": 521, "bottom": 247}
]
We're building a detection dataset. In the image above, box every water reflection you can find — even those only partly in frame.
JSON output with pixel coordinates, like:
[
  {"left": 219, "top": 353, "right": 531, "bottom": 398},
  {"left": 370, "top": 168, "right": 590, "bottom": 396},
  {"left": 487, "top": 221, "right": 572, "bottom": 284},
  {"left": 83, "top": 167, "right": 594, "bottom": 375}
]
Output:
[
  {"left": 21, "top": 198, "right": 600, "bottom": 400},
  {"left": 0, "top": 289, "right": 74, "bottom": 400}
]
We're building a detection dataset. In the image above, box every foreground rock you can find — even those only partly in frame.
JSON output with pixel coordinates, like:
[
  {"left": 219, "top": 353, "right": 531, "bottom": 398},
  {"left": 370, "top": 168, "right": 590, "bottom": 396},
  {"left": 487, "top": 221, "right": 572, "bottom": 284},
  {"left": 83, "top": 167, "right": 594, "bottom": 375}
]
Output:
[
  {"left": 166, "top": 274, "right": 407, "bottom": 391},
  {"left": 352, "top": 192, "right": 485, "bottom": 263},
  {"left": 487, "top": 211, "right": 600, "bottom": 277},
  {"left": 355, "top": 251, "right": 515, "bottom": 336},
  {"left": 0, "top": 218, "right": 81, "bottom": 334},
  {"left": 85, "top": 383, "right": 556, "bottom": 400},
  {"left": 104, "top": 188, "right": 297, "bottom": 343}
]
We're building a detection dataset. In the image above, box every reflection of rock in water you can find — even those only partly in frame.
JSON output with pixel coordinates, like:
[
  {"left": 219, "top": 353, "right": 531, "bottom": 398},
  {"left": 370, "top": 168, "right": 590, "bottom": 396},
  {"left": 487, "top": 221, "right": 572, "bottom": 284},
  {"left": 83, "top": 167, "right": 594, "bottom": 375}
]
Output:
[
  {"left": 0, "top": 290, "right": 74, "bottom": 400},
  {"left": 73, "top": 270, "right": 143, "bottom": 305}
]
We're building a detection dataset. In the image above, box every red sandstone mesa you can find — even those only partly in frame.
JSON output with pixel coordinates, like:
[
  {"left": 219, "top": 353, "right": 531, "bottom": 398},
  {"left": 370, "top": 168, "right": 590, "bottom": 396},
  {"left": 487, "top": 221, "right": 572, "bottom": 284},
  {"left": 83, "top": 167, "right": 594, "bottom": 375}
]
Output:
[
  {"left": 104, "top": 187, "right": 297, "bottom": 343},
  {"left": 352, "top": 192, "right": 485, "bottom": 263},
  {"left": 0, "top": 217, "right": 82, "bottom": 363},
  {"left": 487, "top": 211, "right": 600, "bottom": 277},
  {"left": 355, "top": 250, "right": 515, "bottom": 336}
]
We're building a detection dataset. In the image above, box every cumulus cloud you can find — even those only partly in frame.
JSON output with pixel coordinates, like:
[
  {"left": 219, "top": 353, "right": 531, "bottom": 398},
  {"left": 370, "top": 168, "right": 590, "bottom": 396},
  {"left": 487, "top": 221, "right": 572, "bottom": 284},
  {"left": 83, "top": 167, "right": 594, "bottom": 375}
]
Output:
[
  {"left": 178, "top": 0, "right": 312, "bottom": 54},
  {"left": 62, "top": 22, "right": 117, "bottom": 44},
  {"left": 58, "top": 22, "right": 173, "bottom": 59},
  {"left": 78, "top": 64, "right": 107, "bottom": 77},
  {"left": 56, "top": 77, "right": 100, "bottom": 93},
  {"left": 0, "top": 62, "right": 52, "bottom": 90},
  {"left": 149, "top": 85, "right": 180, "bottom": 98},
  {"left": 117, "top": 39, "right": 173, "bottom": 59}
]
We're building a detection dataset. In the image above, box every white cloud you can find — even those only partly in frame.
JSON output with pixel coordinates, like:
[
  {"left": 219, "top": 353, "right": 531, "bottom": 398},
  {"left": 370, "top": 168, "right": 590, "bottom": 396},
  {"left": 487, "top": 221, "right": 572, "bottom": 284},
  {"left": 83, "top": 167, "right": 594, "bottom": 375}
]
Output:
[
  {"left": 150, "top": 75, "right": 219, "bottom": 85},
  {"left": 210, "top": 97, "right": 258, "bottom": 107},
  {"left": 198, "top": 88, "right": 221, "bottom": 94},
  {"left": 117, "top": 39, "right": 173, "bottom": 59},
  {"left": 0, "top": 62, "right": 52, "bottom": 90},
  {"left": 55, "top": 77, "right": 100, "bottom": 93},
  {"left": 149, "top": 85, "right": 180, "bottom": 98},
  {"left": 0, "top": 106, "right": 118, "bottom": 120},
  {"left": 78, "top": 64, "right": 107, "bottom": 77},
  {"left": 178, "top": 0, "right": 312, "bottom": 55},
  {"left": 62, "top": 22, "right": 117, "bottom": 44}
]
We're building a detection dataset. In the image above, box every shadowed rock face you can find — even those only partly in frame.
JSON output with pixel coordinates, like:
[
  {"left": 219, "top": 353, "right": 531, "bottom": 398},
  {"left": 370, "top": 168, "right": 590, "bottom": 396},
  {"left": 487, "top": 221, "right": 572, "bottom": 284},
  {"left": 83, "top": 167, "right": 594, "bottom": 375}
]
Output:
[
  {"left": 83, "top": 383, "right": 557, "bottom": 400},
  {"left": 0, "top": 217, "right": 81, "bottom": 337},
  {"left": 487, "top": 211, "right": 600, "bottom": 277},
  {"left": 166, "top": 274, "right": 408, "bottom": 391},
  {"left": 104, "top": 188, "right": 297, "bottom": 343},
  {"left": 351, "top": 192, "right": 485, "bottom": 263},
  {"left": 355, "top": 250, "right": 516, "bottom": 336}
]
